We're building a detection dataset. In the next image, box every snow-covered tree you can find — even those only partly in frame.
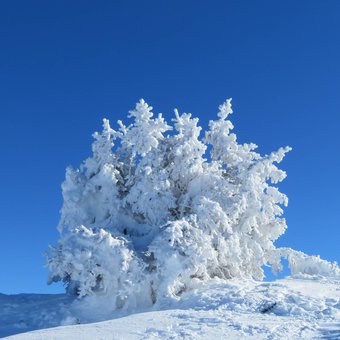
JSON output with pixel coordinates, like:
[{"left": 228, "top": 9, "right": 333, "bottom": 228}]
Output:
[{"left": 47, "top": 98, "right": 339, "bottom": 310}]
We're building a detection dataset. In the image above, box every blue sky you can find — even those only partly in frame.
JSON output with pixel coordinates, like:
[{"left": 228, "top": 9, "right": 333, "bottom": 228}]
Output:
[{"left": 1, "top": 1, "right": 339, "bottom": 294}]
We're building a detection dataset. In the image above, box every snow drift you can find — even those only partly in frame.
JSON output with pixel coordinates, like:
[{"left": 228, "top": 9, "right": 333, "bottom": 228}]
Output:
[{"left": 2, "top": 276, "right": 340, "bottom": 339}]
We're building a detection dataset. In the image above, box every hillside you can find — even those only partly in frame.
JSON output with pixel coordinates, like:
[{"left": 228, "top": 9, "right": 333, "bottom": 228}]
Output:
[{"left": 2, "top": 275, "right": 340, "bottom": 339}]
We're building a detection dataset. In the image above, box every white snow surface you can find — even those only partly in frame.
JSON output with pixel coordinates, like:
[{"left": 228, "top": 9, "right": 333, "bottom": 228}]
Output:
[{"left": 2, "top": 275, "right": 340, "bottom": 339}]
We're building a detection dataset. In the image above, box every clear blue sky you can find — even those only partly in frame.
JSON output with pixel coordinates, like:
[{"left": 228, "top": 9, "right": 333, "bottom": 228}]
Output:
[{"left": 1, "top": 1, "right": 339, "bottom": 294}]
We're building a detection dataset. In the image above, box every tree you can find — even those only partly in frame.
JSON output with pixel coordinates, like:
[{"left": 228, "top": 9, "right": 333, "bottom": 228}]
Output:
[{"left": 47, "top": 99, "right": 339, "bottom": 310}]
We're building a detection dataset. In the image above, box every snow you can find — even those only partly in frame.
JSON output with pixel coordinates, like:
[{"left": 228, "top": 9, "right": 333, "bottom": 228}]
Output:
[
  {"left": 2, "top": 275, "right": 340, "bottom": 339},
  {"left": 3, "top": 99, "right": 339, "bottom": 339}
]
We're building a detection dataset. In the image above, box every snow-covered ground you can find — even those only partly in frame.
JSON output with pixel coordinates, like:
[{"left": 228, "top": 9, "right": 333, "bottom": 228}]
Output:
[{"left": 2, "top": 275, "right": 340, "bottom": 339}]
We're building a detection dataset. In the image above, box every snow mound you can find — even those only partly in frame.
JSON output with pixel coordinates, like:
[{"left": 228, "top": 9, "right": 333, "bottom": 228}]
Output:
[{"left": 2, "top": 276, "right": 340, "bottom": 339}]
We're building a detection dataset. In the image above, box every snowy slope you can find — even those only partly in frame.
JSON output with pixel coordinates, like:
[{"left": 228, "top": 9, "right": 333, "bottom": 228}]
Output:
[{"left": 2, "top": 276, "right": 340, "bottom": 339}]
